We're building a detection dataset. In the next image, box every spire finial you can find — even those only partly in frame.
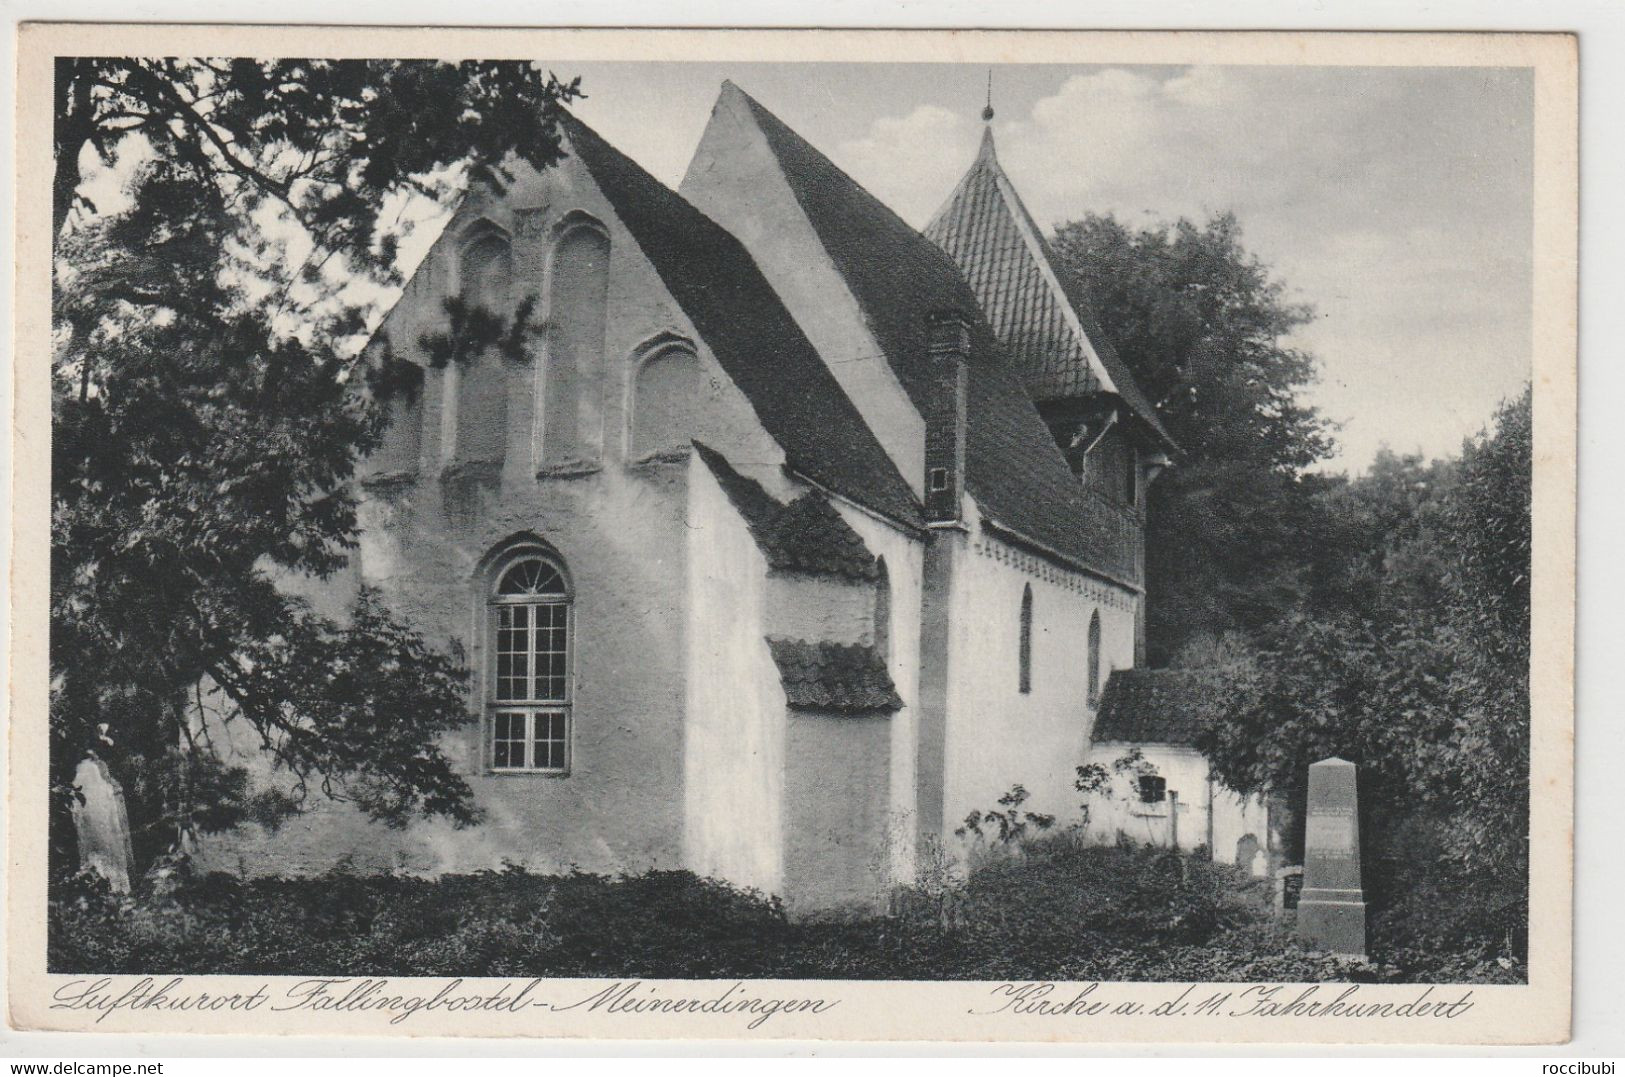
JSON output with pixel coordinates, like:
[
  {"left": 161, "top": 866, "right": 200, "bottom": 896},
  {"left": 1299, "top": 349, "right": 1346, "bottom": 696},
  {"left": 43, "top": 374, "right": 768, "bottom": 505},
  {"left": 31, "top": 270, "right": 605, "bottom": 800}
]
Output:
[{"left": 981, "top": 69, "right": 995, "bottom": 123}]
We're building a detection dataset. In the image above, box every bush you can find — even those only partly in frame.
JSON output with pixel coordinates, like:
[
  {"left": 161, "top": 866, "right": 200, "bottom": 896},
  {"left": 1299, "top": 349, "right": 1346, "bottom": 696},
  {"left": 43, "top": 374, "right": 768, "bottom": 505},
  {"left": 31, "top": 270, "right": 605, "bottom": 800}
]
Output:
[{"left": 48, "top": 836, "right": 1516, "bottom": 982}]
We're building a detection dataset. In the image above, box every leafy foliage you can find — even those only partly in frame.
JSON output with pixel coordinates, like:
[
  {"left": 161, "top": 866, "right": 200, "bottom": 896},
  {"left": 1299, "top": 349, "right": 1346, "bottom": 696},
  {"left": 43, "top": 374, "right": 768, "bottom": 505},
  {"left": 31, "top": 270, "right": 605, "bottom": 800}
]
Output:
[
  {"left": 1073, "top": 760, "right": 1112, "bottom": 832},
  {"left": 1197, "top": 390, "right": 1532, "bottom": 955},
  {"left": 51, "top": 58, "right": 580, "bottom": 874},
  {"left": 1050, "top": 213, "right": 1334, "bottom": 663},
  {"left": 54, "top": 58, "right": 580, "bottom": 278},
  {"left": 955, "top": 784, "right": 1056, "bottom": 845},
  {"left": 415, "top": 294, "right": 542, "bottom": 372},
  {"left": 49, "top": 841, "right": 1520, "bottom": 983}
]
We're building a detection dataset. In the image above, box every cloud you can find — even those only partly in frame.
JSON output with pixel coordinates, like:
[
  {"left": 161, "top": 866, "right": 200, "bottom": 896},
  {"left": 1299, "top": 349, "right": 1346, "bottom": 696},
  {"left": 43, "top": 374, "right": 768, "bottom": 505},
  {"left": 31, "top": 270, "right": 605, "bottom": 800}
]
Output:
[
  {"left": 835, "top": 66, "right": 1534, "bottom": 472},
  {"left": 837, "top": 104, "right": 981, "bottom": 225}
]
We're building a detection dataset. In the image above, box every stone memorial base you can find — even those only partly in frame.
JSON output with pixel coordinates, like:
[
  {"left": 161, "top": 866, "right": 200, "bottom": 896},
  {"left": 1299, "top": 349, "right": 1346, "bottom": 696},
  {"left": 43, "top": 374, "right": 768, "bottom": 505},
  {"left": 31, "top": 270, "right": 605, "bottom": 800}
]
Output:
[{"left": 1297, "top": 888, "right": 1366, "bottom": 958}]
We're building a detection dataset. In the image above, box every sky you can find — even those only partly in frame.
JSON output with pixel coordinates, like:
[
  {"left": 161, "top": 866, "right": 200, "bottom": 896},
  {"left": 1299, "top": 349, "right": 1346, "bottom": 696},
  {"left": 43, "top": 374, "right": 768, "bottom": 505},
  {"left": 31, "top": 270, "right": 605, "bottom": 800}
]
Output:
[{"left": 562, "top": 61, "right": 1535, "bottom": 475}]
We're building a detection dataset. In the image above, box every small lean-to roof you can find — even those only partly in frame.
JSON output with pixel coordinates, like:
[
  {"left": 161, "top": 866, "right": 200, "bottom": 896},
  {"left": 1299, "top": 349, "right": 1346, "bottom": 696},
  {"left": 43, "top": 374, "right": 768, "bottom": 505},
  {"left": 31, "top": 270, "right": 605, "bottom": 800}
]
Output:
[
  {"left": 766, "top": 639, "right": 903, "bottom": 714},
  {"left": 693, "top": 441, "right": 879, "bottom": 582},
  {"left": 558, "top": 111, "right": 921, "bottom": 531},
  {"left": 1093, "top": 669, "right": 1228, "bottom": 747},
  {"left": 925, "top": 128, "right": 1175, "bottom": 452},
  {"left": 723, "top": 84, "right": 1140, "bottom": 584}
]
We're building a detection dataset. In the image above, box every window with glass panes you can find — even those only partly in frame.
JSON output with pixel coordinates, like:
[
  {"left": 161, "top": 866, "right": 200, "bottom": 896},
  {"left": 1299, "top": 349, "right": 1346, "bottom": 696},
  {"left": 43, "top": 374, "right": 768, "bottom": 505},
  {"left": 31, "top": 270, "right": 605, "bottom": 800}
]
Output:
[{"left": 489, "top": 556, "right": 572, "bottom": 772}]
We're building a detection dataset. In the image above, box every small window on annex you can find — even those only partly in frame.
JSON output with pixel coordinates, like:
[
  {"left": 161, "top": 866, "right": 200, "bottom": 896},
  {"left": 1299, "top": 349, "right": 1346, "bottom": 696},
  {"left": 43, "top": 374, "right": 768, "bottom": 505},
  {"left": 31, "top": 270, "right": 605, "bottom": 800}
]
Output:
[
  {"left": 488, "top": 553, "right": 573, "bottom": 773},
  {"left": 1137, "top": 774, "right": 1167, "bottom": 805}
]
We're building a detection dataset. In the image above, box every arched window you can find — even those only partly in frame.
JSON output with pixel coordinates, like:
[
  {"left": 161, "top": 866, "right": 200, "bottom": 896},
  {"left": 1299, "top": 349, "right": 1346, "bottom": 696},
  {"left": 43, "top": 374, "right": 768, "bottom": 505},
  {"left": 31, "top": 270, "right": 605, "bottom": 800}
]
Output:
[
  {"left": 543, "top": 223, "right": 610, "bottom": 463},
  {"left": 629, "top": 343, "right": 705, "bottom": 459},
  {"left": 488, "top": 553, "right": 572, "bottom": 772},
  {"left": 1087, "top": 610, "right": 1102, "bottom": 707},
  {"left": 454, "top": 230, "right": 512, "bottom": 465},
  {"left": 1018, "top": 584, "right": 1033, "bottom": 695}
]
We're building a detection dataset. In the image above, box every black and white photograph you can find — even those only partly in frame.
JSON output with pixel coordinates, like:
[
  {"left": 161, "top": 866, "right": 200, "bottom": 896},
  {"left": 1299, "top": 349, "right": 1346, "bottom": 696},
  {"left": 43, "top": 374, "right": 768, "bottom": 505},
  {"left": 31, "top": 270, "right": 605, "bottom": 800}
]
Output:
[{"left": 7, "top": 24, "right": 1578, "bottom": 1045}]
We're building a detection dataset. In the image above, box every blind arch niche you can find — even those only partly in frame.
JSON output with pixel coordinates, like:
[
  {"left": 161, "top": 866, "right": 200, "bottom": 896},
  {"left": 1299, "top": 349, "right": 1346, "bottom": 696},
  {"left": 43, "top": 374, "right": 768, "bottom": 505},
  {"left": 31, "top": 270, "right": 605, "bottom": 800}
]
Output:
[
  {"left": 542, "top": 218, "right": 610, "bottom": 467},
  {"left": 628, "top": 335, "right": 705, "bottom": 460},
  {"left": 449, "top": 224, "right": 513, "bottom": 467}
]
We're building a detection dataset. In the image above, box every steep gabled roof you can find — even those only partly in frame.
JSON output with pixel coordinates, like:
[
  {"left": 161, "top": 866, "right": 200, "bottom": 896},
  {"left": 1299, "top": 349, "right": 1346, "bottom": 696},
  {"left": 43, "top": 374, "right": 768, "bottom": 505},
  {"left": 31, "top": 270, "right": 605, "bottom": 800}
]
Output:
[
  {"left": 1093, "top": 669, "right": 1228, "bottom": 746},
  {"left": 558, "top": 112, "right": 921, "bottom": 531},
  {"left": 925, "top": 128, "right": 1175, "bottom": 452},
  {"left": 724, "top": 85, "right": 1139, "bottom": 584},
  {"left": 693, "top": 441, "right": 880, "bottom": 581},
  {"left": 766, "top": 639, "right": 903, "bottom": 713}
]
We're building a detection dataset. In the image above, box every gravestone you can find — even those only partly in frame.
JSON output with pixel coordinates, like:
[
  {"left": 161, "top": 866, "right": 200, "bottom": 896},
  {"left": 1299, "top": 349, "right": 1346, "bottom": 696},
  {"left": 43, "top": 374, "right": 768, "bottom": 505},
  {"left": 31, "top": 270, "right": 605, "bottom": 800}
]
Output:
[
  {"left": 71, "top": 756, "right": 135, "bottom": 893},
  {"left": 1296, "top": 757, "right": 1366, "bottom": 958}
]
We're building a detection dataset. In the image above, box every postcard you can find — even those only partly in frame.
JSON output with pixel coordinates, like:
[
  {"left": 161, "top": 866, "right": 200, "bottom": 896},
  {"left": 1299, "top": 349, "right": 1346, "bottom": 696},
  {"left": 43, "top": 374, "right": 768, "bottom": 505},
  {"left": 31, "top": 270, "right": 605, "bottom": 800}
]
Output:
[{"left": 8, "top": 24, "right": 1577, "bottom": 1044}]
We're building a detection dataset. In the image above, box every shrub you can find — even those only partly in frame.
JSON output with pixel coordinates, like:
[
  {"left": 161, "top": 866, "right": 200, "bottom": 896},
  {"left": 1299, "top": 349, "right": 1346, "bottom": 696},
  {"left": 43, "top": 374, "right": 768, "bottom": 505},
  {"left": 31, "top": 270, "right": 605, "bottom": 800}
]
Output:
[{"left": 47, "top": 838, "right": 1516, "bottom": 982}]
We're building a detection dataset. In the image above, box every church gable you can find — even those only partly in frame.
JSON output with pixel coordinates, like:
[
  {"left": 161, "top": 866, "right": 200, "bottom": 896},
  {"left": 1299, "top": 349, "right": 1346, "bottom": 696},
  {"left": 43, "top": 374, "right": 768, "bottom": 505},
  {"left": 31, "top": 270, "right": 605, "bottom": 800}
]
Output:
[
  {"left": 559, "top": 113, "right": 921, "bottom": 530},
  {"left": 361, "top": 137, "right": 724, "bottom": 486},
  {"left": 358, "top": 112, "right": 920, "bottom": 536},
  {"left": 700, "top": 83, "right": 1141, "bottom": 584},
  {"left": 680, "top": 83, "right": 929, "bottom": 500}
]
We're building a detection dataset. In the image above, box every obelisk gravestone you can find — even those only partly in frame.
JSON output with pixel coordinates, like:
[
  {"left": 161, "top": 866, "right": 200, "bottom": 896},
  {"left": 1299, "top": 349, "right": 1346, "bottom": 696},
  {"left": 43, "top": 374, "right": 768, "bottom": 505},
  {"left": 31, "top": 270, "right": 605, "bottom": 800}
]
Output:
[{"left": 1296, "top": 757, "right": 1366, "bottom": 958}]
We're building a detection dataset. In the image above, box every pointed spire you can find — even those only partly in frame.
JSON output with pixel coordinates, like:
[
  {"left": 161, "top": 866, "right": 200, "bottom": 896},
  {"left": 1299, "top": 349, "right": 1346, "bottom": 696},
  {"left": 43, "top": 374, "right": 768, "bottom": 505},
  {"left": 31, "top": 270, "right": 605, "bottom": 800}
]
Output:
[{"left": 977, "top": 123, "right": 998, "bottom": 163}]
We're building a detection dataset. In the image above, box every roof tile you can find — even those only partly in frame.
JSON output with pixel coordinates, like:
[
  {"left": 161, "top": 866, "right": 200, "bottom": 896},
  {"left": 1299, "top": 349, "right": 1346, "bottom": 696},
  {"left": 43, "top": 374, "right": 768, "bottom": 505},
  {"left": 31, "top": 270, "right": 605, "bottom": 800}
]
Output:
[
  {"left": 766, "top": 638, "right": 903, "bottom": 713},
  {"left": 1092, "top": 668, "right": 1229, "bottom": 746},
  {"left": 694, "top": 441, "right": 880, "bottom": 581}
]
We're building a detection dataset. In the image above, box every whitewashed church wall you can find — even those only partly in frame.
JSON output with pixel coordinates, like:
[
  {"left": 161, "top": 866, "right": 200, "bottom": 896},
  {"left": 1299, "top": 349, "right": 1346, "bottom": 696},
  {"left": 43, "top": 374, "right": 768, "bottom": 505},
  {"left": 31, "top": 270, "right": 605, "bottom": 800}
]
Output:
[
  {"left": 195, "top": 142, "right": 792, "bottom": 882},
  {"left": 368, "top": 147, "right": 784, "bottom": 484},
  {"left": 198, "top": 450, "right": 701, "bottom": 879},
  {"left": 835, "top": 503, "right": 926, "bottom": 886},
  {"left": 782, "top": 709, "right": 893, "bottom": 914},
  {"left": 683, "top": 458, "right": 786, "bottom": 897},
  {"left": 939, "top": 518, "right": 1140, "bottom": 850},
  {"left": 679, "top": 87, "right": 927, "bottom": 499},
  {"left": 764, "top": 573, "right": 872, "bottom": 646}
]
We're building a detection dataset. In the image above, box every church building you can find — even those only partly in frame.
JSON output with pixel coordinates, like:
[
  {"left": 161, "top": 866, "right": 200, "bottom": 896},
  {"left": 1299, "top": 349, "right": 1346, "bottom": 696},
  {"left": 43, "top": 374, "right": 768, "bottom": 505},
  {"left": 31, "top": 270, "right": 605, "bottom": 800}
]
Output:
[{"left": 202, "top": 82, "right": 1232, "bottom": 912}]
